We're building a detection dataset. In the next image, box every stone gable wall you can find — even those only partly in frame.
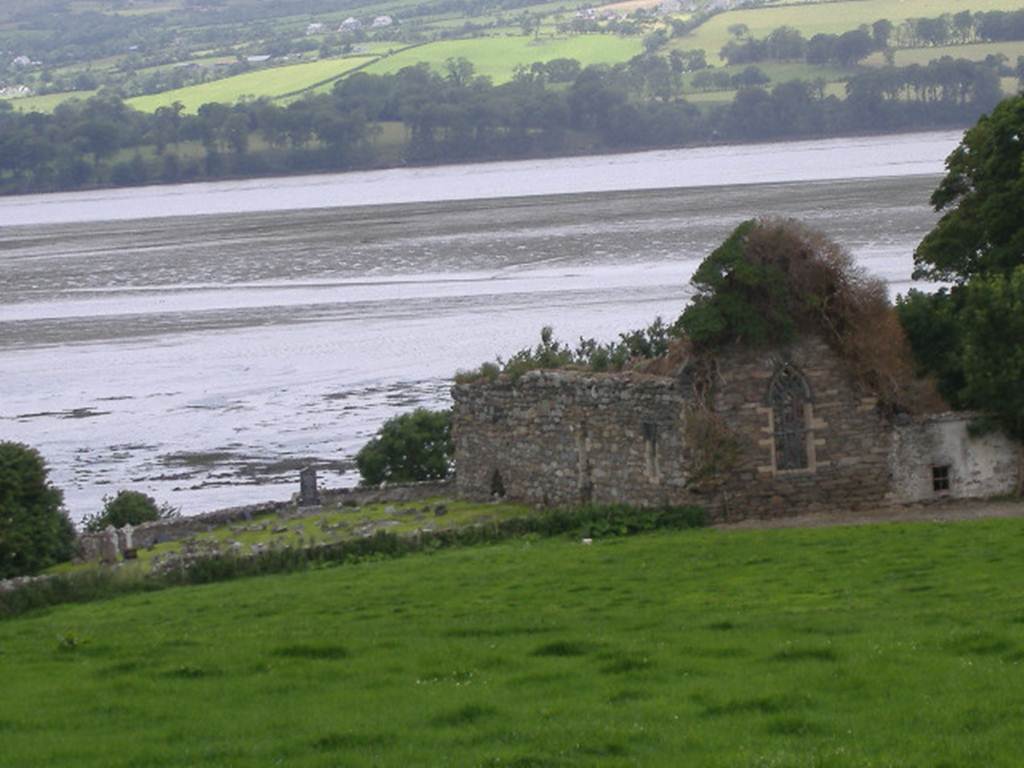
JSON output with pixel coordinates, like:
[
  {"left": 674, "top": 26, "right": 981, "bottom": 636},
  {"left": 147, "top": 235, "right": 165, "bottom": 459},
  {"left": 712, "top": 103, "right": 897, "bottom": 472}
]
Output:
[{"left": 707, "top": 336, "right": 893, "bottom": 520}]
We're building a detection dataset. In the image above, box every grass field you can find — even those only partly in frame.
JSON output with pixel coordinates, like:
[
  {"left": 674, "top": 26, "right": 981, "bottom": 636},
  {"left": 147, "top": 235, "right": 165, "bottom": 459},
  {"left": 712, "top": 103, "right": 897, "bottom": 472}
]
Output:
[
  {"left": 5, "top": 1, "right": 1022, "bottom": 114},
  {"left": 681, "top": 61, "right": 854, "bottom": 92},
  {"left": 673, "top": 0, "right": 1024, "bottom": 64},
  {"left": 864, "top": 40, "right": 1024, "bottom": 67},
  {"left": 126, "top": 56, "right": 379, "bottom": 113},
  {"left": 3, "top": 515, "right": 1024, "bottom": 766},
  {"left": 684, "top": 80, "right": 846, "bottom": 104},
  {"left": 361, "top": 34, "right": 646, "bottom": 83},
  {"left": 7, "top": 89, "right": 98, "bottom": 112}
]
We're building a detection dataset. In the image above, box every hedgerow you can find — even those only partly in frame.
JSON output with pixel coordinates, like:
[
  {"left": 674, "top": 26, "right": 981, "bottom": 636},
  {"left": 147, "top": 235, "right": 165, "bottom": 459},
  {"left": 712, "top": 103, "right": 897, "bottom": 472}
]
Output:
[{"left": 0, "top": 503, "right": 705, "bottom": 619}]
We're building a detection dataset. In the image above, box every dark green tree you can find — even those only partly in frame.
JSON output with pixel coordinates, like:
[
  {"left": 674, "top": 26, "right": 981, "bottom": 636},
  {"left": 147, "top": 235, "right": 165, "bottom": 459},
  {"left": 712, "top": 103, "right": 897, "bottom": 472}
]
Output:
[
  {"left": 959, "top": 267, "right": 1024, "bottom": 440},
  {"left": 901, "top": 95, "right": 1024, "bottom": 485},
  {"left": 914, "top": 94, "right": 1024, "bottom": 282},
  {"left": 895, "top": 289, "right": 965, "bottom": 404},
  {"left": 81, "top": 489, "right": 175, "bottom": 533},
  {"left": 0, "top": 443, "right": 75, "bottom": 579},
  {"left": 355, "top": 409, "right": 453, "bottom": 486},
  {"left": 872, "top": 19, "right": 894, "bottom": 49}
]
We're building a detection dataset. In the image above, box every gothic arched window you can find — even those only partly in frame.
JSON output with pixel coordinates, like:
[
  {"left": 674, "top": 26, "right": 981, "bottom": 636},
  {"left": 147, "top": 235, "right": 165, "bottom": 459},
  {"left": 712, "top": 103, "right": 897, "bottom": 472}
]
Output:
[{"left": 768, "top": 364, "right": 811, "bottom": 471}]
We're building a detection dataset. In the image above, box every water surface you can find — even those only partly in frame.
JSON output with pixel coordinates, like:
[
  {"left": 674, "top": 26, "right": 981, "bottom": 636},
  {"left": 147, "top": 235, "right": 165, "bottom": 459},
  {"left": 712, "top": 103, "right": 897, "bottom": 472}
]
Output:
[{"left": 0, "top": 132, "right": 955, "bottom": 519}]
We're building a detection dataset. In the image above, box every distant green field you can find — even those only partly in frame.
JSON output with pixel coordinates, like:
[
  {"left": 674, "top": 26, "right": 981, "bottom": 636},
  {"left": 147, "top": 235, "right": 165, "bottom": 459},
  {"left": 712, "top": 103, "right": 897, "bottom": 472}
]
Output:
[
  {"left": 864, "top": 39, "right": 1024, "bottom": 67},
  {"left": 684, "top": 80, "right": 846, "bottom": 103},
  {"left": 3, "top": 515, "right": 1024, "bottom": 766},
  {"left": 6, "top": 89, "right": 97, "bottom": 112},
  {"left": 362, "top": 34, "right": 645, "bottom": 83},
  {"left": 675, "top": 0, "right": 1024, "bottom": 64},
  {"left": 126, "top": 56, "right": 379, "bottom": 113},
  {"left": 681, "top": 60, "right": 854, "bottom": 92}
]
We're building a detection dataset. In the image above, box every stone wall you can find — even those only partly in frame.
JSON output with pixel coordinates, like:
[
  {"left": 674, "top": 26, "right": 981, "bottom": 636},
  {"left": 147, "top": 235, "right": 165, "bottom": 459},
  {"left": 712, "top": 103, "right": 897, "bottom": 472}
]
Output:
[
  {"left": 888, "top": 413, "right": 1021, "bottom": 503},
  {"left": 452, "top": 336, "right": 943, "bottom": 521},
  {"left": 76, "top": 480, "right": 451, "bottom": 562},
  {"left": 707, "top": 336, "right": 893, "bottom": 520},
  {"left": 452, "top": 370, "right": 697, "bottom": 509}
]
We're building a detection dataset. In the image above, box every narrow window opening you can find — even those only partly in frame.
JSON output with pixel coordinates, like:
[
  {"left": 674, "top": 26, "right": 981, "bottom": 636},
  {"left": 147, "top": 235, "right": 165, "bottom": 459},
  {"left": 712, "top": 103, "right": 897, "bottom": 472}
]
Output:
[
  {"left": 932, "top": 465, "right": 950, "bottom": 493},
  {"left": 643, "top": 422, "right": 660, "bottom": 483},
  {"left": 768, "top": 365, "right": 810, "bottom": 471},
  {"left": 490, "top": 469, "right": 506, "bottom": 498}
]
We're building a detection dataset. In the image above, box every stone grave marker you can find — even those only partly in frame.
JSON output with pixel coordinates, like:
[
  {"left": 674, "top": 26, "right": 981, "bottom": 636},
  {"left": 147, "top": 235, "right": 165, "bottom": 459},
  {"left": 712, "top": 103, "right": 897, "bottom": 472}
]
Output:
[
  {"left": 99, "top": 526, "right": 120, "bottom": 565},
  {"left": 299, "top": 467, "right": 321, "bottom": 508}
]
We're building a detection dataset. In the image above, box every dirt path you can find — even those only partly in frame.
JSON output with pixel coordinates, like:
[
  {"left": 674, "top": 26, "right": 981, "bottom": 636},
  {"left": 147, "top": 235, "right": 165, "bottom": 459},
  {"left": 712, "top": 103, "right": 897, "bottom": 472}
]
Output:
[{"left": 717, "top": 498, "right": 1024, "bottom": 530}]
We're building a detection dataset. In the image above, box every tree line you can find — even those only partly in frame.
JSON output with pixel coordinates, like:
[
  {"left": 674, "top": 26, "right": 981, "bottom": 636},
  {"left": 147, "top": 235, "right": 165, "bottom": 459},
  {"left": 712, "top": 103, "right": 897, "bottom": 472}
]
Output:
[
  {"left": 721, "top": 11, "right": 1024, "bottom": 68},
  {"left": 0, "top": 55, "right": 1007, "bottom": 195}
]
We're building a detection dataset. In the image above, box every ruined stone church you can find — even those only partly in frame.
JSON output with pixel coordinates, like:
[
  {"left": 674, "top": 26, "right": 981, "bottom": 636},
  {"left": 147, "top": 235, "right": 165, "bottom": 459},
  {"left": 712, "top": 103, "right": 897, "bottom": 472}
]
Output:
[{"left": 452, "top": 334, "right": 1020, "bottom": 521}]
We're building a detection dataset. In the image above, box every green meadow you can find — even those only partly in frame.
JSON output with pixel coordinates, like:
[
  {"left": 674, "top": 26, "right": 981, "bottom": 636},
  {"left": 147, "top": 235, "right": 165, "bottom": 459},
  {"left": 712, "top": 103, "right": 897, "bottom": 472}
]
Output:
[
  {"left": 361, "top": 34, "right": 646, "bottom": 83},
  {"left": 864, "top": 40, "right": 1024, "bottom": 67},
  {"left": 674, "top": 0, "right": 1024, "bottom": 64},
  {"left": 8, "top": 89, "right": 98, "bottom": 112},
  {"left": 126, "top": 56, "right": 379, "bottom": 113},
  {"left": 683, "top": 79, "right": 847, "bottom": 105},
  {"left": 3, "top": 515, "right": 1024, "bottom": 766},
  {"left": 10, "top": 0, "right": 1024, "bottom": 114}
]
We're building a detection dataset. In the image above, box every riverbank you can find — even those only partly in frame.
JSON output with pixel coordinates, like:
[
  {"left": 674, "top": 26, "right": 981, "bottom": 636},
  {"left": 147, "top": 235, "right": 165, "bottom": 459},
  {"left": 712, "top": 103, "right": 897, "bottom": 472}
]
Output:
[{"left": 0, "top": 129, "right": 960, "bottom": 227}]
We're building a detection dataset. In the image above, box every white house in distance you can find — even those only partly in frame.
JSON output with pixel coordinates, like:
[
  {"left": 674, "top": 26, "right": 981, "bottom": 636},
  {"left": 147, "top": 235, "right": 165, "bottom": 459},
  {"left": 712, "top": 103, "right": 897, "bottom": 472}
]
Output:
[
  {"left": 0, "top": 84, "right": 33, "bottom": 98},
  {"left": 306, "top": 22, "right": 325, "bottom": 35},
  {"left": 339, "top": 17, "right": 363, "bottom": 32},
  {"left": 371, "top": 15, "right": 394, "bottom": 28}
]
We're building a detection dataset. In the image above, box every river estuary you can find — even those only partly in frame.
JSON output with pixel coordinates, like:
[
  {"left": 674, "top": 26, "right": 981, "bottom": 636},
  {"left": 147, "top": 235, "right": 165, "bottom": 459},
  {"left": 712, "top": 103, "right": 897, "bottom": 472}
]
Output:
[{"left": 0, "top": 130, "right": 960, "bottom": 519}]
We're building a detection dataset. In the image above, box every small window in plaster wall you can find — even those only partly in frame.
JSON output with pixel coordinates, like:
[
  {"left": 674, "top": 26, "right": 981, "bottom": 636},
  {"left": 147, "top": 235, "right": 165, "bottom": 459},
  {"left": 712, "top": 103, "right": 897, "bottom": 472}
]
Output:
[
  {"left": 768, "top": 364, "right": 811, "bottom": 471},
  {"left": 932, "top": 465, "right": 950, "bottom": 493}
]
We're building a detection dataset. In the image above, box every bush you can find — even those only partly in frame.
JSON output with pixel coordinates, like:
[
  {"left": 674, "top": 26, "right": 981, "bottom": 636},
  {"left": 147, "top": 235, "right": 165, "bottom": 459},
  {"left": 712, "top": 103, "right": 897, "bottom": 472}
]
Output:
[
  {"left": 676, "top": 218, "right": 943, "bottom": 413},
  {"left": 355, "top": 409, "right": 453, "bottom": 486},
  {"left": 0, "top": 442, "right": 75, "bottom": 579},
  {"left": 82, "top": 490, "right": 177, "bottom": 533},
  {"left": 454, "top": 319, "right": 675, "bottom": 383},
  {"left": 895, "top": 288, "right": 966, "bottom": 406}
]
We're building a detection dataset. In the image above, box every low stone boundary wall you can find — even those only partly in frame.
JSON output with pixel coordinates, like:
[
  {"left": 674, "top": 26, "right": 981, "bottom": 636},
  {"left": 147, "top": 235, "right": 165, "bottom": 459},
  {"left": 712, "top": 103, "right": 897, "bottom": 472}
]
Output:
[
  {"left": 76, "top": 479, "right": 452, "bottom": 563},
  {"left": 0, "top": 574, "right": 53, "bottom": 595}
]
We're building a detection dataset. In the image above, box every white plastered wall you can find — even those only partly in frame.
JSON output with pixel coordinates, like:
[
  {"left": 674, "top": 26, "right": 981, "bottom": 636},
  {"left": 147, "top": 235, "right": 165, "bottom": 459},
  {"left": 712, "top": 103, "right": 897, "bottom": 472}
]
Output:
[{"left": 888, "top": 412, "right": 1021, "bottom": 503}]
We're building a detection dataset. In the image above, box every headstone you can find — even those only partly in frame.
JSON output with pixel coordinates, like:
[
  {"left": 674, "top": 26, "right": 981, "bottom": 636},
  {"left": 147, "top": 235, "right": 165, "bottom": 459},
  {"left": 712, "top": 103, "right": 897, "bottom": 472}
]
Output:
[
  {"left": 118, "top": 524, "right": 134, "bottom": 552},
  {"left": 99, "top": 526, "right": 120, "bottom": 565},
  {"left": 299, "top": 467, "right": 321, "bottom": 507},
  {"left": 77, "top": 535, "right": 102, "bottom": 562}
]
